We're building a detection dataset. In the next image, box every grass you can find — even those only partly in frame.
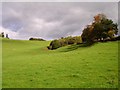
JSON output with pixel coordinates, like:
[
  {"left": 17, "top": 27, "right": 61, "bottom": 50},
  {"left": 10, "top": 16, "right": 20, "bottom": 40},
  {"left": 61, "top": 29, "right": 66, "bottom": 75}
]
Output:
[
  {"left": 0, "top": 38, "right": 2, "bottom": 89},
  {"left": 2, "top": 38, "right": 118, "bottom": 88}
]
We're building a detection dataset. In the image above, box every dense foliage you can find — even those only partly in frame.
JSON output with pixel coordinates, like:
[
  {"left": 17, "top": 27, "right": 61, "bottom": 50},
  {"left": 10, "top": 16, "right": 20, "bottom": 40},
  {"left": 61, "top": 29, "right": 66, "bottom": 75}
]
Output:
[
  {"left": 81, "top": 14, "right": 118, "bottom": 43},
  {"left": 48, "top": 14, "right": 119, "bottom": 50},
  {"left": 29, "top": 37, "right": 45, "bottom": 41},
  {"left": 47, "top": 36, "right": 82, "bottom": 50}
]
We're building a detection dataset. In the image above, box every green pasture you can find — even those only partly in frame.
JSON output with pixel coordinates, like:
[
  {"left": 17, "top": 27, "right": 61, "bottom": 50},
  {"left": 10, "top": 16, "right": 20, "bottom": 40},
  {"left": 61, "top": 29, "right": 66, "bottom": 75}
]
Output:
[{"left": 2, "top": 38, "right": 118, "bottom": 88}]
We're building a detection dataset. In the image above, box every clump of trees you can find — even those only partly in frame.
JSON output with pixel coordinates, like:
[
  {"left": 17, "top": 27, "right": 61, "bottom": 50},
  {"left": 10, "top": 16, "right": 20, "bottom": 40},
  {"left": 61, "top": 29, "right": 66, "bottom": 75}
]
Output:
[
  {"left": 48, "top": 13, "right": 119, "bottom": 50},
  {"left": 47, "top": 36, "right": 82, "bottom": 50},
  {"left": 29, "top": 37, "right": 45, "bottom": 41},
  {"left": 0, "top": 32, "right": 9, "bottom": 39},
  {"left": 81, "top": 14, "right": 118, "bottom": 43}
]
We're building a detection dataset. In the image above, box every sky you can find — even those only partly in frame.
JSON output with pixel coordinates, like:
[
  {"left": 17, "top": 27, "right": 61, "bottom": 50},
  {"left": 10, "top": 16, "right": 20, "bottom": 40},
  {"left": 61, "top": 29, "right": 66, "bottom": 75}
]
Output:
[{"left": 1, "top": 2, "right": 118, "bottom": 40}]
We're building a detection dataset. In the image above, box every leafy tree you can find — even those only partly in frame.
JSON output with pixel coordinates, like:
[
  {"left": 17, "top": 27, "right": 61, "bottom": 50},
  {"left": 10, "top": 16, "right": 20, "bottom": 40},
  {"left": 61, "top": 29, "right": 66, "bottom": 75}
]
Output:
[{"left": 81, "top": 14, "right": 118, "bottom": 43}]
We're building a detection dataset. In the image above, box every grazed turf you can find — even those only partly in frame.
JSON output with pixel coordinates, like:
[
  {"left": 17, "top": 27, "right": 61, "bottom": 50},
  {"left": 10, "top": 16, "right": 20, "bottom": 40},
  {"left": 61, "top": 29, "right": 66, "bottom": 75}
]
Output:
[{"left": 2, "top": 38, "right": 118, "bottom": 88}]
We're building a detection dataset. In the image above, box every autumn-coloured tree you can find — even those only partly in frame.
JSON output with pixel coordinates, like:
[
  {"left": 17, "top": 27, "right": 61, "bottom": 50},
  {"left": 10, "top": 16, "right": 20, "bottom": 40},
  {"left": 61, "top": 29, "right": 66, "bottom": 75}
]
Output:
[
  {"left": 94, "top": 13, "right": 106, "bottom": 23},
  {"left": 81, "top": 13, "right": 118, "bottom": 43}
]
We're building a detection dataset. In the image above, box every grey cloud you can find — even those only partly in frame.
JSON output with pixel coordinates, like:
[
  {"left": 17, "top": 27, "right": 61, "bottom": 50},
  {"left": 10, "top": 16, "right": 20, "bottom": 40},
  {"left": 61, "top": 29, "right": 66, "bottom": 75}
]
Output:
[{"left": 2, "top": 2, "right": 118, "bottom": 40}]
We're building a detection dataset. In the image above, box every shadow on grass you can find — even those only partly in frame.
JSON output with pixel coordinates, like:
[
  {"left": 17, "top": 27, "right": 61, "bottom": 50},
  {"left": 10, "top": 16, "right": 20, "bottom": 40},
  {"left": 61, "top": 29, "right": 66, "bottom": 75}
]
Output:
[
  {"left": 59, "top": 42, "right": 95, "bottom": 52},
  {"left": 57, "top": 40, "right": 119, "bottom": 52}
]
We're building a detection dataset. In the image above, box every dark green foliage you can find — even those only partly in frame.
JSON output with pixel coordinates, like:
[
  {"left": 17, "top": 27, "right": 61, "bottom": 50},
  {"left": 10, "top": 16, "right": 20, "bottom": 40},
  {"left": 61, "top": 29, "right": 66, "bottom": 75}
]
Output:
[
  {"left": 48, "top": 36, "right": 82, "bottom": 50},
  {"left": 74, "top": 36, "right": 83, "bottom": 44},
  {"left": 48, "top": 14, "right": 118, "bottom": 50},
  {"left": 0, "top": 32, "right": 4, "bottom": 38},
  {"left": 2, "top": 32, "right": 4, "bottom": 38},
  {"left": 29, "top": 37, "right": 45, "bottom": 41},
  {"left": 81, "top": 14, "right": 118, "bottom": 43},
  {"left": 59, "top": 39, "right": 68, "bottom": 46},
  {"left": 81, "top": 27, "right": 93, "bottom": 43},
  {"left": 115, "top": 36, "right": 120, "bottom": 40},
  {"left": 48, "top": 40, "right": 61, "bottom": 50},
  {"left": 66, "top": 36, "right": 75, "bottom": 44},
  {"left": 68, "top": 38, "right": 75, "bottom": 44}
]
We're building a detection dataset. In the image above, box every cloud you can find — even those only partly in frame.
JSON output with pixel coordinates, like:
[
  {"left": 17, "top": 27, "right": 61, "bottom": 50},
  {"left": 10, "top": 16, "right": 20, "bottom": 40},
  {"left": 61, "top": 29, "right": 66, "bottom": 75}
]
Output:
[
  {"left": 1, "top": 2, "right": 118, "bottom": 40},
  {"left": 0, "top": 26, "right": 19, "bottom": 39}
]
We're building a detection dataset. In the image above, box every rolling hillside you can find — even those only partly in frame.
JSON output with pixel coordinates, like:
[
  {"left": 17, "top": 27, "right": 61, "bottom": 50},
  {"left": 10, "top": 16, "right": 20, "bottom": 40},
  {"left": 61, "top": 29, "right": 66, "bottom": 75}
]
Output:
[{"left": 2, "top": 38, "right": 118, "bottom": 88}]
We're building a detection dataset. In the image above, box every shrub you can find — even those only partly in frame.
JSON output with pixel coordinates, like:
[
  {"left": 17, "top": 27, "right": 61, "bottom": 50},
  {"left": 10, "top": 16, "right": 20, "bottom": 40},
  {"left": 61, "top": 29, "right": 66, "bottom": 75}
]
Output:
[
  {"left": 48, "top": 36, "right": 82, "bottom": 50},
  {"left": 47, "top": 46, "right": 52, "bottom": 50},
  {"left": 59, "top": 39, "right": 68, "bottom": 46},
  {"left": 29, "top": 37, "right": 45, "bottom": 41},
  {"left": 74, "top": 36, "right": 82, "bottom": 44},
  {"left": 49, "top": 40, "right": 61, "bottom": 50},
  {"left": 65, "top": 36, "right": 75, "bottom": 45}
]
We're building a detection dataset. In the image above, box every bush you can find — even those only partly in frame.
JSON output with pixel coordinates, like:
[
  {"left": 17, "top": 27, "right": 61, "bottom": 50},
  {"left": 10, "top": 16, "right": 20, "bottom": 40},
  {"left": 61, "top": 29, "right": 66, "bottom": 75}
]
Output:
[
  {"left": 59, "top": 39, "right": 68, "bottom": 46},
  {"left": 29, "top": 37, "right": 45, "bottom": 41},
  {"left": 47, "top": 46, "right": 52, "bottom": 50},
  {"left": 48, "top": 40, "right": 61, "bottom": 50},
  {"left": 48, "top": 36, "right": 82, "bottom": 50},
  {"left": 74, "top": 36, "right": 82, "bottom": 44},
  {"left": 68, "top": 38, "right": 75, "bottom": 44}
]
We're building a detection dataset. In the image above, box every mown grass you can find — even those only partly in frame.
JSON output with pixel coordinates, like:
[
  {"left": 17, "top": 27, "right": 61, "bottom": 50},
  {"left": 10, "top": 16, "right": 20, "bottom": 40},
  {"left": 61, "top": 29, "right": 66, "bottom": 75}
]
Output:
[{"left": 2, "top": 38, "right": 118, "bottom": 88}]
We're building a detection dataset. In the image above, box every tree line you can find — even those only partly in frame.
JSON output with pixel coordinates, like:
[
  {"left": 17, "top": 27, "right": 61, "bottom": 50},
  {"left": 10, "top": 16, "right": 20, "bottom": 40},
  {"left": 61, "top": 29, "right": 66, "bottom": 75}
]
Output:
[
  {"left": 48, "top": 13, "right": 119, "bottom": 50},
  {"left": 29, "top": 37, "right": 45, "bottom": 41}
]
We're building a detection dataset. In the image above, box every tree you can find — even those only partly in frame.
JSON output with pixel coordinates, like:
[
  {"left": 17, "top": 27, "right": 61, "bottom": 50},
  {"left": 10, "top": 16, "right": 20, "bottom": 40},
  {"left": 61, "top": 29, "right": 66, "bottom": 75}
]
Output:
[
  {"left": 6, "top": 34, "right": 9, "bottom": 39},
  {"left": 81, "top": 25, "right": 95, "bottom": 43},
  {"left": 81, "top": 14, "right": 118, "bottom": 43},
  {"left": 94, "top": 13, "right": 107, "bottom": 23},
  {"left": 94, "top": 18, "right": 118, "bottom": 40},
  {"left": 1, "top": 32, "right": 4, "bottom": 38}
]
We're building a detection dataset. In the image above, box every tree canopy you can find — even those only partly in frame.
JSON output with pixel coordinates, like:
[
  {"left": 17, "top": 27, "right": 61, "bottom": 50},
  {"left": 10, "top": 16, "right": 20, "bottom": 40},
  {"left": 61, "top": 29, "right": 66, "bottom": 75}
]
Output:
[
  {"left": 81, "top": 14, "right": 118, "bottom": 43},
  {"left": 48, "top": 13, "right": 119, "bottom": 50}
]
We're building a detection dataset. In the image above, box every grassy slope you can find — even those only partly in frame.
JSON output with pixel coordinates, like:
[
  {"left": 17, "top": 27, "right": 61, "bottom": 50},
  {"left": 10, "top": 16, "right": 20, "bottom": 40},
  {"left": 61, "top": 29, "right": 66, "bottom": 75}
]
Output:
[
  {"left": 0, "top": 38, "right": 2, "bottom": 89},
  {"left": 2, "top": 39, "right": 118, "bottom": 88}
]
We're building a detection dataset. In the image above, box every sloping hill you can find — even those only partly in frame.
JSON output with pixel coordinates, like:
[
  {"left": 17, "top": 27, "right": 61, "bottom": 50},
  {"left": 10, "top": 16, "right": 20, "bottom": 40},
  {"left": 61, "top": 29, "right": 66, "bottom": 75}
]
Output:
[{"left": 2, "top": 39, "right": 118, "bottom": 88}]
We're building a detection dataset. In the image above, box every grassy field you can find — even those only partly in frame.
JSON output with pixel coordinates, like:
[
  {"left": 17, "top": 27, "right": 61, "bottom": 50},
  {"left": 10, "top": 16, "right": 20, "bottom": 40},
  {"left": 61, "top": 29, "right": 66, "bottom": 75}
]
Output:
[
  {"left": 0, "top": 38, "right": 2, "bottom": 89},
  {"left": 2, "top": 38, "right": 118, "bottom": 88}
]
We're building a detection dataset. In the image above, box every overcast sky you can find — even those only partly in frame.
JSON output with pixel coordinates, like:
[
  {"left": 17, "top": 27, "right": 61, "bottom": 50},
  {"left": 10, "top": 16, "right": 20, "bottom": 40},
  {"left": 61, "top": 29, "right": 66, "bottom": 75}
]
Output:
[{"left": 1, "top": 2, "right": 118, "bottom": 40}]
